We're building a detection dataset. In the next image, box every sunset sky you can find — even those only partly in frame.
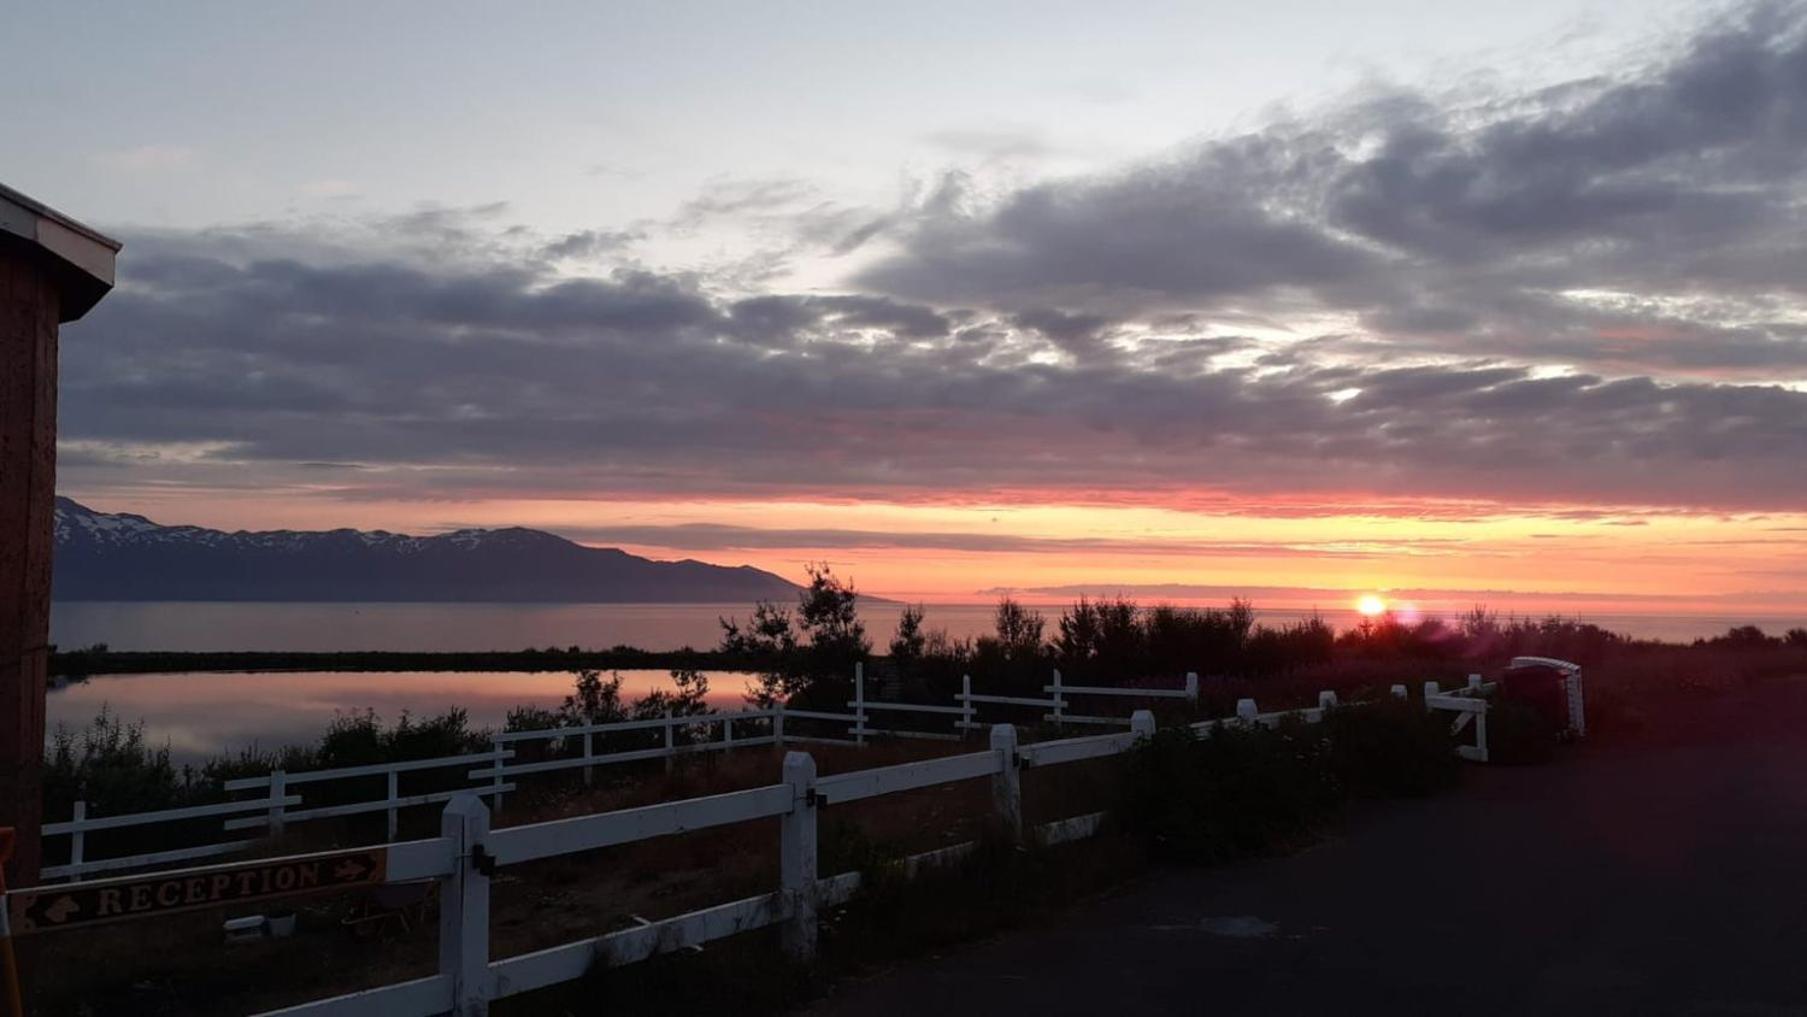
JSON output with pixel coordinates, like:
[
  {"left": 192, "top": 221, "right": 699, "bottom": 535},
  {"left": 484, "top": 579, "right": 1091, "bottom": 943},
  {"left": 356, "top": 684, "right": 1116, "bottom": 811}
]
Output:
[{"left": 9, "top": 1, "right": 1807, "bottom": 614}]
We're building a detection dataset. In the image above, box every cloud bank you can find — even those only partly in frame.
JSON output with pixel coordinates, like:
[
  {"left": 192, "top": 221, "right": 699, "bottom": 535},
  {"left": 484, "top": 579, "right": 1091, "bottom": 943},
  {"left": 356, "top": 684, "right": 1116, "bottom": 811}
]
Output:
[{"left": 57, "top": 2, "right": 1807, "bottom": 519}]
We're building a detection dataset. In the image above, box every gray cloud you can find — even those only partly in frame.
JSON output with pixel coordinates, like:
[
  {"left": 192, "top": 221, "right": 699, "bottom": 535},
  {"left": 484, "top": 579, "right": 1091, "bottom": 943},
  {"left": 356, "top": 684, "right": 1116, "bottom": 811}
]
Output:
[
  {"left": 855, "top": 3, "right": 1807, "bottom": 377},
  {"left": 858, "top": 141, "right": 1377, "bottom": 312},
  {"left": 56, "top": 218, "right": 1807, "bottom": 513},
  {"left": 672, "top": 178, "right": 818, "bottom": 229},
  {"left": 542, "top": 228, "right": 643, "bottom": 261}
]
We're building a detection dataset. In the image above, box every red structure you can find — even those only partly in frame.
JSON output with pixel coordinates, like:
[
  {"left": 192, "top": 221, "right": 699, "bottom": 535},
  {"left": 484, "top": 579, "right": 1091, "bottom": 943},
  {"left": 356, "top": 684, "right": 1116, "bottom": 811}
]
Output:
[{"left": 0, "top": 184, "right": 118, "bottom": 887}]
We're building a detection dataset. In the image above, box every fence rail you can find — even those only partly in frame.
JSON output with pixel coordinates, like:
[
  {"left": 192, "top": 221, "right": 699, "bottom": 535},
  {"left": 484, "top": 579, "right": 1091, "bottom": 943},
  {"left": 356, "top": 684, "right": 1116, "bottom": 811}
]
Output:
[
  {"left": 1423, "top": 675, "right": 1493, "bottom": 762},
  {"left": 41, "top": 662, "right": 1575, "bottom": 883}
]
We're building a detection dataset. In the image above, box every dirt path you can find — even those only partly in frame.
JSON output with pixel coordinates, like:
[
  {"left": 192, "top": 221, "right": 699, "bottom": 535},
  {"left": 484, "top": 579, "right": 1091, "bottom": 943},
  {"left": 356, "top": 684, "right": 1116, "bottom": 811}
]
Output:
[{"left": 803, "top": 679, "right": 1807, "bottom": 1017}]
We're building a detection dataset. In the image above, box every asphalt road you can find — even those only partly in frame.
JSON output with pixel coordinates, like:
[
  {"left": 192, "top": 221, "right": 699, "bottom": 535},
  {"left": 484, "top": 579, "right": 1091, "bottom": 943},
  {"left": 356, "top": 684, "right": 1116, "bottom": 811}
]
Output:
[{"left": 804, "top": 680, "right": 1807, "bottom": 1017}]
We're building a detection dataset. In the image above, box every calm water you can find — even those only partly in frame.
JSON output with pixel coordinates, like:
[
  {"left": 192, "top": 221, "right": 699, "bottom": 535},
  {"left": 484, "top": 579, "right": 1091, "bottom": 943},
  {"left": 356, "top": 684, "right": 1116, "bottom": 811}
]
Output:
[
  {"left": 49, "top": 601, "right": 1009, "bottom": 652},
  {"left": 46, "top": 601, "right": 1801, "bottom": 763},
  {"left": 46, "top": 669, "right": 754, "bottom": 765},
  {"left": 50, "top": 600, "right": 1802, "bottom": 653}
]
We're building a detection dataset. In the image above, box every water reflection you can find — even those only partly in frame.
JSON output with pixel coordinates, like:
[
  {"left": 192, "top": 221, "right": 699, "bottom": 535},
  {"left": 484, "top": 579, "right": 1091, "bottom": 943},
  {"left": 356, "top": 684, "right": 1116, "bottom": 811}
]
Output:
[{"left": 45, "top": 670, "right": 753, "bottom": 765}]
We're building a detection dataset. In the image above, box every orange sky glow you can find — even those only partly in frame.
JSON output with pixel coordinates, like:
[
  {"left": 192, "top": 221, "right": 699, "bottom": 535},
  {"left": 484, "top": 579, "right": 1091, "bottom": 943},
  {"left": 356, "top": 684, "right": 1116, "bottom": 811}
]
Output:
[{"left": 94, "top": 485, "right": 1807, "bottom": 619}]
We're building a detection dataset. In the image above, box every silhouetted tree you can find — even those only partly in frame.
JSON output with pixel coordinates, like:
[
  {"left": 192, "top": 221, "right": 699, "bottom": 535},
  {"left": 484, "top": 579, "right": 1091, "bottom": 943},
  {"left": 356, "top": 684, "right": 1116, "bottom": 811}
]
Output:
[
  {"left": 723, "top": 564, "right": 869, "bottom": 707},
  {"left": 561, "top": 669, "right": 628, "bottom": 725},
  {"left": 798, "top": 564, "right": 870, "bottom": 673},
  {"left": 1054, "top": 597, "right": 1103, "bottom": 671},
  {"left": 993, "top": 597, "right": 1045, "bottom": 662},
  {"left": 634, "top": 667, "right": 711, "bottom": 719},
  {"left": 890, "top": 603, "right": 927, "bottom": 667}
]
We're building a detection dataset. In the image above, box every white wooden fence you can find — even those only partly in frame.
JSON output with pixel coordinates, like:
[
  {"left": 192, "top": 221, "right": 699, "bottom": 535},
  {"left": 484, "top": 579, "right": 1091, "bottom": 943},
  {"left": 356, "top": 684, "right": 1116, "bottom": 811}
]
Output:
[
  {"left": 954, "top": 667, "right": 1200, "bottom": 730},
  {"left": 1420, "top": 658, "right": 1590, "bottom": 763},
  {"left": 255, "top": 692, "right": 1368, "bottom": 1014},
  {"left": 42, "top": 794, "right": 302, "bottom": 882},
  {"left": 45, "top": 662, "right": 1573, "bottom": 883},
  {"left": 848, "top": 664, "right": 1197, "bottom": 742},
  {"left": 1424, "top": 675, "right": 1493, "bottom": 763},
  {"left": 13, "top": 695, "right": 1348, "bottom": 1017},
  {"left": 40, "top": 668, "right": 1182, "bottom": 881},
  {"left": 42, "top": 708, "right": 803, "bottom": 882}
]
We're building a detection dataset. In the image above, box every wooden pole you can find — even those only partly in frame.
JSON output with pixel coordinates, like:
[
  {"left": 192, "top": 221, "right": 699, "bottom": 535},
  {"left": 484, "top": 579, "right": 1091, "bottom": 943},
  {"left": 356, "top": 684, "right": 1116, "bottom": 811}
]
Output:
[
  {"left": 0, "top": 827, "right": 22, "bottom": 1017},
  {"left": 0, "top": 187, "right": 118, "bottom": 889},
  {"left": 0, "top": 250, "right": 59, "bottom": 889}
]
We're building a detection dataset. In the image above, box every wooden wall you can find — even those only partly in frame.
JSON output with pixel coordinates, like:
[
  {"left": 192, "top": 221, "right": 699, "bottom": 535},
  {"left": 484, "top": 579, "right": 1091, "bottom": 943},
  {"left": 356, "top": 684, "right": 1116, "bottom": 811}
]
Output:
[{"left": 0, "top": 241, "right": 60, "bottom": 886}]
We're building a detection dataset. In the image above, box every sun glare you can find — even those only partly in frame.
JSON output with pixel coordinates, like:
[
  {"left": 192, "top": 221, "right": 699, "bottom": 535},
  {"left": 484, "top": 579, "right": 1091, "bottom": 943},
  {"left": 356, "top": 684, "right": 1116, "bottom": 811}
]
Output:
[{"left": 1357, "top": 594, "right": 1388, "bottom": 617}]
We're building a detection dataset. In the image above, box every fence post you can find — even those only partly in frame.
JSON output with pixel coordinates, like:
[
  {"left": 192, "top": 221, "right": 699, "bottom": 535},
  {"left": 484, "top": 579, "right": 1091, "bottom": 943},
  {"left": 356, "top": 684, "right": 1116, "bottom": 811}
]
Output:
[
  {"left": 1184, "top": 672, "right": 1198, "bottom": 706},
  {"left": 1568, "top": 671, "right": 1587, "bottom": 738},
  {"left": 961, "top": 673, "right": 974, "bottom": 733},
  {"left": 774, "top": 701, "right": 786, "bottom": 746},
  {"left": 1474, "top": 704, "right": 1490, "bottom": 764},
  {"left": 440, "top": 793, "right": 493, "bottom": 1015},
  {"left": 1318, "top": 690, "right": 1338, "bottom": 711},
  {"left": 724, "top": 712, "right": 735, "bottom": 749},
  {"left": 1130, "top": 709, "right": 1156, "bottom": 740},
  {"left": 386, "top": 771, "right": 399, "bottom": 842},
  {"left": 663, "top": 709, "right": 676, "bottom": 774},
  {"left": 1467, "top": 673, "right": 1483, "bottom": 690},
  {"left": 1390, "top": 683, "right": 1408, "bottom": 699},
  {"left": 853, "top": 662, "right": 867, "bottom": 745},
  {"left": 268, "top": 769, "right": 287, "bottom": 837},
  {"left": 70, "top": 801, "right": 86, "bottom": 876},
  {"left": 489, "top": 740, "right": 506, "bottom": 814},
  {"left": 989, "top": 724, "right": 1022, "bottom": 845},
  {"left": 582, "top": 728, "right": 595, "bottom": 788},
  {"left": 1423, "top": 681, "right": 1441, "bottom": 711},
  {"left": 779, "top": 751, "right": 818, "bottom": 962},
  {"left": 1051, "top": 669, "right": 1064, "bottom": 728},
  {"left": 1235, "top": 698, "right": 1258, "bottom": 723}
]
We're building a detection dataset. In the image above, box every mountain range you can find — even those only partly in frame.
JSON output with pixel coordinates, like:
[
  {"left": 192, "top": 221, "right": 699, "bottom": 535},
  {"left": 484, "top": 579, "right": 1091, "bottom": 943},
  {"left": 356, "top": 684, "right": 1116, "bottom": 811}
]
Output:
[{"left": 52, "top": 498, "right": 803, "bottom": 603}]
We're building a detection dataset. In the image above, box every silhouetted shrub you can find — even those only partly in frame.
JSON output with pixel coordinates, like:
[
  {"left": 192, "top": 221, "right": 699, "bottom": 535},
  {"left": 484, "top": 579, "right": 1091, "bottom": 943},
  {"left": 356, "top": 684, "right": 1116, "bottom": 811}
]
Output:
[
  {"left": 1119, "top": 721, "right": 1342, "bottom": 863},
  {"left": 1322, "top": 698, "right": 1461, "bottom": 797},
  {"left": 1119, "top": 699, "right": 1468, "bottom": 863},
  {"left": 43, "top": 707, "right": 192, "bottom": 817}
]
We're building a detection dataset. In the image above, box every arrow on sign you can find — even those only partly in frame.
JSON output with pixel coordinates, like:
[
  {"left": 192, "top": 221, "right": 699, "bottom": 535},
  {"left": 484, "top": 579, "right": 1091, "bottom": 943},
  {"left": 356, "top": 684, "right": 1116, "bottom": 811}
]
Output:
[
  {"left": 43, "top": 895, "right": 79, "bottom": 924},
  {"left": 333, "top": 856, "right": 375, "bottom": 881}
]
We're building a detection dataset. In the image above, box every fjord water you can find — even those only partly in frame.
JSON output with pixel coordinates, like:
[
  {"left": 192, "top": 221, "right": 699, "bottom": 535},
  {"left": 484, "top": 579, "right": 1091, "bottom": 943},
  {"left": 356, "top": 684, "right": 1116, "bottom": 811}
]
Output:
[{"left": 50, "top": 600, "right": 1799, "bottom": 653}]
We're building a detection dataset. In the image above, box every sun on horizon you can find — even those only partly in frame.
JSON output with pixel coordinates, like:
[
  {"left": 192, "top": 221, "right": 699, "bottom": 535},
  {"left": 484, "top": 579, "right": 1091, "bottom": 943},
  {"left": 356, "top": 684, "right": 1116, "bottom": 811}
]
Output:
[{"left": 1357, "top": 594, "right": 1388, "bottom": 617}]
